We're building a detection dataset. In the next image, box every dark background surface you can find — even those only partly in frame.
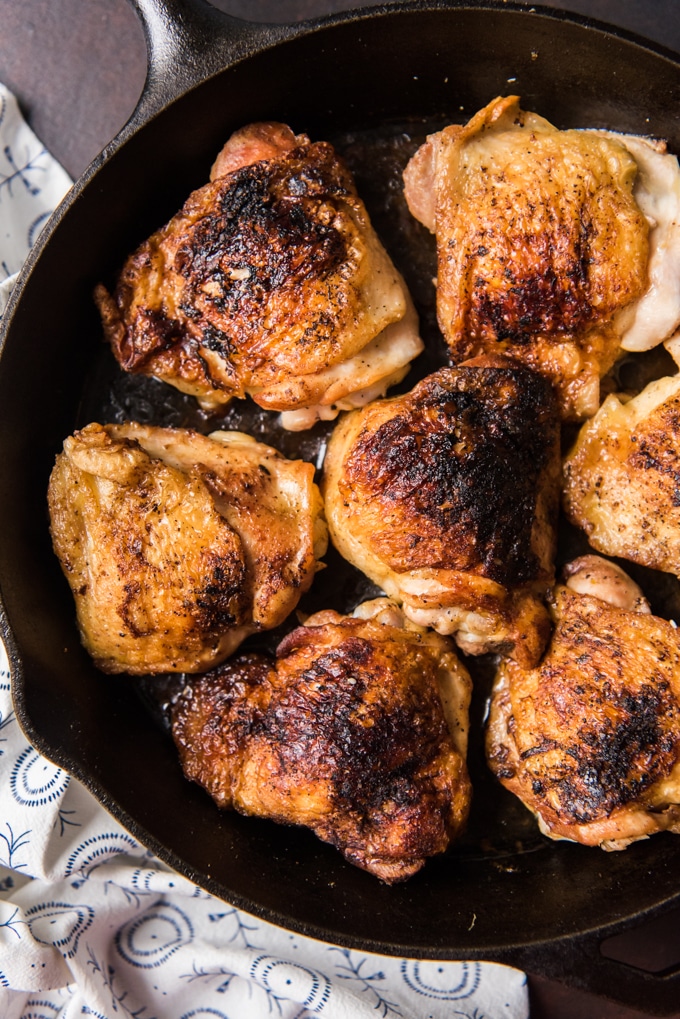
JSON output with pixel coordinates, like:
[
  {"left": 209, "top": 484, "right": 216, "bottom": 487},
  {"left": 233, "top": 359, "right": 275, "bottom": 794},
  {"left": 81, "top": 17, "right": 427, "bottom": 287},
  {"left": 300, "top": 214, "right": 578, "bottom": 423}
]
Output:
[{"left": 1, "top": 2, "right": 680, "bottom": 1016}]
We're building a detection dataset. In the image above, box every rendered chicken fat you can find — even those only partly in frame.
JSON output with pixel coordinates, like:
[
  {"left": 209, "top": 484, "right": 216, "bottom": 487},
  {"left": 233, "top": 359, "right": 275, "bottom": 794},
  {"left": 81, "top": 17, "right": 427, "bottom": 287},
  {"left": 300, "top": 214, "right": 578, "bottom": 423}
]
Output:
[{"left": 563, "top": 555, "right": 650, "bottom": 614}]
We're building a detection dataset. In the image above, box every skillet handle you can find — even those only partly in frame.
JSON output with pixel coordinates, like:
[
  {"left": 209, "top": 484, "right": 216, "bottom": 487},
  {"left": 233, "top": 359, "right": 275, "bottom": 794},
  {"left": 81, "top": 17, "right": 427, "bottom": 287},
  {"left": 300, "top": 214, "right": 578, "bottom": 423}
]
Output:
[
  {"left": 126, "top": 0, "right": 297, "bottom": 127},
  {"left": 514, "top": 919, "right": 680, "bottom": 1016}
]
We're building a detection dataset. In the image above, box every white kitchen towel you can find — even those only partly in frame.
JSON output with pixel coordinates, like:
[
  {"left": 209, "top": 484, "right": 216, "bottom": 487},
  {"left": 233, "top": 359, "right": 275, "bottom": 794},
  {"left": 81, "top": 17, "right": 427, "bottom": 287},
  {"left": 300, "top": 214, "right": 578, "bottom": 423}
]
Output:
[
  {"left": 0, "top": 85, "right": 72, "bottom": 319},
  {"left": 0, "top": 82, "right": 529, "bottom": 1019}
]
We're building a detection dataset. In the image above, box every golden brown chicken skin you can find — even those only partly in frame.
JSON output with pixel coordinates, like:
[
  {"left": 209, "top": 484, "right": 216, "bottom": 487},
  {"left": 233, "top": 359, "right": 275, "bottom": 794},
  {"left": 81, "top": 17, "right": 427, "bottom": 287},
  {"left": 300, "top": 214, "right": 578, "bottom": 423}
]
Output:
[
  {"left": 563, "top": 374, "right": 680, "bottom": 577},
  {"left": 171, "top": 599, "right": 472, "bottom": 883},
  {"left": 95, "top": 123, "right": 422, "bottom": 429},
  {"left": 48, "top": 423, "right": 326, "bottom": 674},
  {"left": 322, "top": 358, "right": 560, "bottom": 667},
  {"left": 403, "top": 96, "right": 653, "bottom": 419},
  {"left": 487, "top": 557, "right": 680, "bottom": 849}
]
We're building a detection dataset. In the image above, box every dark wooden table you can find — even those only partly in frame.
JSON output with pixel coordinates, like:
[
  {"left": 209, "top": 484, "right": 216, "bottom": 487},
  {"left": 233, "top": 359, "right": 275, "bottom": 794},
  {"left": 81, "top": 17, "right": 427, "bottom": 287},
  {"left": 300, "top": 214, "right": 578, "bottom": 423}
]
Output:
[{"left": 1, "top": 2, "right": 680, "bottom": 1017}]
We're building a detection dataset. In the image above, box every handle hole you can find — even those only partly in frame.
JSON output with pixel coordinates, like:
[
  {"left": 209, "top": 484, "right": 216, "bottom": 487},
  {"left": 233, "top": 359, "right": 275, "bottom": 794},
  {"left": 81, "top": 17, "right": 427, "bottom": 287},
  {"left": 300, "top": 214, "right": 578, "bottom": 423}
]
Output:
[
  {"left": 207, "top": 0, "right": 364, "bottom": 22},
  {"left": 600, "top": 905, "right": 680, "bottom": 975}
]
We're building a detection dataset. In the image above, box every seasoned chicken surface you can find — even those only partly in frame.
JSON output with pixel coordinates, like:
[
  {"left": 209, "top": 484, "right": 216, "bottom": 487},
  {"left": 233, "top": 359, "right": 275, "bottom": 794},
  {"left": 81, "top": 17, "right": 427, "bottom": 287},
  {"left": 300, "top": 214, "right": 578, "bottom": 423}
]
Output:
[
  {"left": 404, "top": 96, "right": 680, "bottom": 419},
  {"left": 322, "top": 357, "right": 560, "bottom": 666},
  {"left": 171, "top": 598, "right": 472, "bottom": 882},
  {"left": 563, "top": 373, "right": 680, "bottom": 576},
  {"left": 48, "top": 423, "right": 326, "bottom": 674},
  {"left": 487, "top": 557, "right": 680, "bottom": 848},
  {"left": 95, "top": 122, "right": 423, "bottom": 430}
]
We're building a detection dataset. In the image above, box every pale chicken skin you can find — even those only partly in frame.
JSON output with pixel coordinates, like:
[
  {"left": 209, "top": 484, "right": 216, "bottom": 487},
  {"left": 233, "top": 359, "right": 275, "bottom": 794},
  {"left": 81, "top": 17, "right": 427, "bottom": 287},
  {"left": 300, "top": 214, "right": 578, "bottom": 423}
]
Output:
[
  {"left": 48, "top": 423, "right": 327, "bottom": 674},
  {"left": 403, "top": 96, "right": 680, "bottom": 420},
  {"left": 322, "top": 357, "right": 560, "bottom": 667},
  {"left": 95, "top": 122, "right": 423, "bottom": 430},
  {"left": 563, "top": 373, "right": 680, "bottom": 577},
  {"left": 171, "top": 598, "right": 472, "bottom": 883},
  {"left": 487, "top": 557, "right": 680, "bottom": 849}
]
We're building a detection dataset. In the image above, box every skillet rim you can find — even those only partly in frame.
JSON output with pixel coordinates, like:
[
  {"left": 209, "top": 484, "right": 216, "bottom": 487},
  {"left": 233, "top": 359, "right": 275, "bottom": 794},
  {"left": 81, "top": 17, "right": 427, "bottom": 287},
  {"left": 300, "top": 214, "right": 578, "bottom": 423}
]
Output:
[{"left": 3, "top": 2, "right": 680, "bottom": 1008}]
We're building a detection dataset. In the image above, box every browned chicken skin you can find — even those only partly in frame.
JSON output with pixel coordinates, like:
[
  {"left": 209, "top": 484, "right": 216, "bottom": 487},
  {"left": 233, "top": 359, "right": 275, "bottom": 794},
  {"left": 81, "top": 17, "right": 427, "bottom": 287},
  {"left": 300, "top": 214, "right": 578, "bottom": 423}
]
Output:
[
  {"left": 563, "top": 374, "right": 680, "bottom": 577},
  {"left": 487, "top": 556, "right": 680, "bottom": 848},
  {"left": 171, "top": 599, "right": 472, "bottom": 882},
  {"left": 47, "top": 423, "right": 326, "bottom": 674},
  {"left": 403, "top": 96, "right": 664, "bottom": 420},
  {"left": 322, "top": 357, "right": 560, "bottom": 666},
  {"left": 95, "top": 122, "right": 422, "bottom": 429}
]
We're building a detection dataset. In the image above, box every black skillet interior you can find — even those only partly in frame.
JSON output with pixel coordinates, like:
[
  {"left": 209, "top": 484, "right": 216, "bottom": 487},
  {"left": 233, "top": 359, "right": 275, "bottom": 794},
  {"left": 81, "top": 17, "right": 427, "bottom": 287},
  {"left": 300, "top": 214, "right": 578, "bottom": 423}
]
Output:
[{"left": 3, "top": 1, "right": 680, "bottom": 1011}]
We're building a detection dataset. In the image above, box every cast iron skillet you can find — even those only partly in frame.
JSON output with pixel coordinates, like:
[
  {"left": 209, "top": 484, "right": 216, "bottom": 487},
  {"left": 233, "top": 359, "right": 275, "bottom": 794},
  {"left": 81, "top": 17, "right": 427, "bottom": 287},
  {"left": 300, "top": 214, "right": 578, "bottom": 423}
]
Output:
[{"left": 3, "top": 0, "right": 680, "bottom": 1012}]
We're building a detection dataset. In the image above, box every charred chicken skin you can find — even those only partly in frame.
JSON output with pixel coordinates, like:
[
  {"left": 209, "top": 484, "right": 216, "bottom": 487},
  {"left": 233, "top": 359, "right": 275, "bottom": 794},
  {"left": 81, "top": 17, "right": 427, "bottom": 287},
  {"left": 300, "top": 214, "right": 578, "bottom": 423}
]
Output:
[
  {"left": 171, "top": 598, "right": 472, "bottom": 882},
  {"left": 47, "top": 423, "right": 327, "bottom": 674},
  {"left": 404, "top": 96, "right": 680, "bottom": 419},
  {"left": 322, "top": 357, "right": 560, "bottom": 667},
  {"left": 95, "top": 122, "right": 422, "bottom": 430},
  {"left": 487, "top": 556, "right": 680, "bottom": 849}
]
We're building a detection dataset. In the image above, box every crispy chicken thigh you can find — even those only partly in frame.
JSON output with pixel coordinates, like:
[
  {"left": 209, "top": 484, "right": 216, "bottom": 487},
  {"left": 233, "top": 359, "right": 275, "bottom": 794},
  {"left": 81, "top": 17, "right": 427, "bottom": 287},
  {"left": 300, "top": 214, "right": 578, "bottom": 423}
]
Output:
[
  {"left": 563, "top": 373, "right": 680, "bottom": 576},
  {"left": 322, "top": 357, "right": 560, "bottom": 666},
  {"left": 48, "top": 423, "right": 326, "bottom": 674},
  {"left": 487, "top": 556, "right": 680, "bottom": 848},
  {"left": 171, "top": 598, "right": 472, "bottom": 882},
  {"left": 404, "top": 96, "right": 680, "bottom": 419},
  {"left": 95, "top": 122, "right": 422, "bottom": 430}
]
